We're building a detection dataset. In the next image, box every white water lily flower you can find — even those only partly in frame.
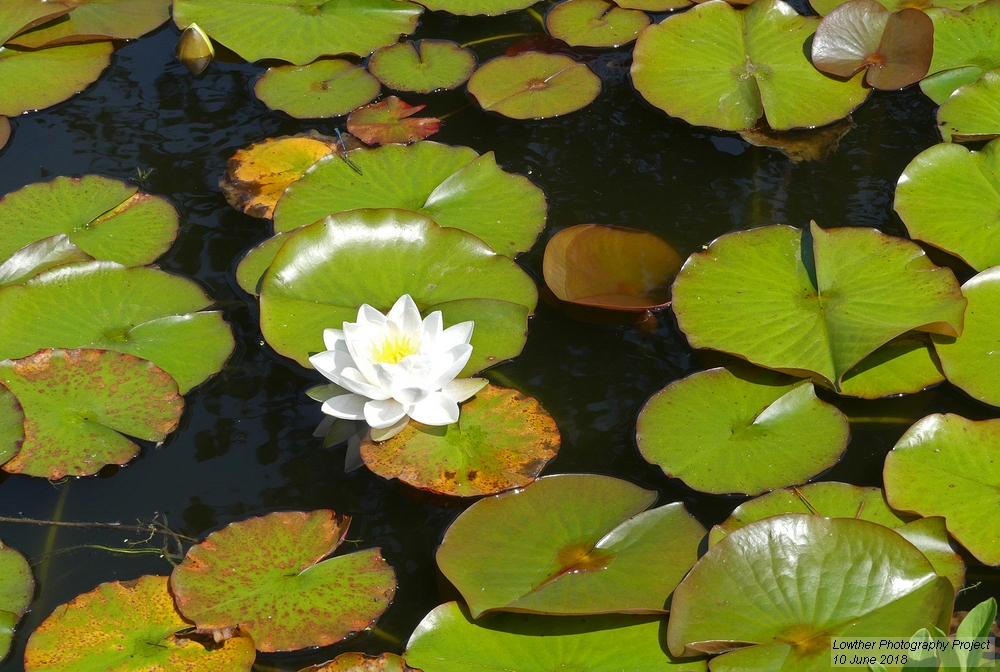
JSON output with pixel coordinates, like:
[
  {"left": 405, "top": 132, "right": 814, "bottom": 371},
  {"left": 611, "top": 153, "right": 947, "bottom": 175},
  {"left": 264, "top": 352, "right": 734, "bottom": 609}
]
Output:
[{"left": 309, "top": 295, "right": 488, "bottom": 441}]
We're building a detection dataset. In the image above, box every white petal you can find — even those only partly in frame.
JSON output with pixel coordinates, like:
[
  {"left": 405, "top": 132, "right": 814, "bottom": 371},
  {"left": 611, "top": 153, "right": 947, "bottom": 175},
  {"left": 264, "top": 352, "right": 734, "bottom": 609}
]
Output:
[
  {"left": 369, "top": 416, "right": 410, "bottom": 442},
  {"left": 310, "top": 351, "right": 387, "bottom": 399},
  {"left": 437, "top": 320, "right": 474, "bottom": 350},
  {"left": 387, "top": 356, "right": 436, "bottom": 389},
  {"left": 441, "top": 378, "right": 488, "bottom": 403},
  {"left": 357, "top": 303, "right": 387, "bottom": 327},
  {"left": 364, "top": 398, "right": 407, "bottom": 428},
  {"left": 427, "top": 344, "right": 473, "bottom": 391},
  {"left": 388, "top": 294, "right": 421, "bottom": 334},
  {"left": 321, "top": 394, "right": 368, "bottom": 420},
  {"left": 323, "top": 328, "right": 345, "bottom": 350},
  {"left": 420, "top": 310, "right": 443, "bottom": 347},
  {"left": 408, "top": 392, "right": 459, "bottom": 426},
  {"left": 392, "top": 385, "right": 430, "bottom": 407}
]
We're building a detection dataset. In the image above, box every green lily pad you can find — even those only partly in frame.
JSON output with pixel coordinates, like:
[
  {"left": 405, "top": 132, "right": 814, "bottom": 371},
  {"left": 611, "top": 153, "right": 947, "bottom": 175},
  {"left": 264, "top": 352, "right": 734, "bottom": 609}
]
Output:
[
  {"left": 0, "top": 42, "right": 113, "bottom": 117},
  {"left": 404, "top": 602, "right": 705, "bottom": 672},
  {"left": 708, "top": 481, "right": 912, "bottom": 546},
  {"left": 346, "top": 96, "right": 440, "bottom": 146},
  {"left": 259, "top": 209, "right": 537, "bottom": 375},
  {"left": 254, "top": 60, "right": 381, "bottom": 119},
  {"left": 937, "top": 66, "right": 1000, "bottom": 142},
  {"left": 467, "top": 52, "right": 601, "bottom": 120},
  {"left": 6, "top": 0, "right": 171, "bottom": 49},
  {"left": 0, "top": 540, "right": 33, "bottom": 660},
  {"left": 0, "top": 261, "right": 235, "bottom": 394},
  {"left": 637, "top": 367, "right": 849, "bottom": 495},
  {"left": 837, "top": 333, "right": 945, "bottom": 398},
  {"left": 0, "top": 348, "right": 183, "bottom": 479},
  {"left": 23, "top": 575, "right": 256, "bottom": 671},
  {"left": 0, "top": 384, "right": 23, "bottom": 466},
  {"left": 412, "top": 0, "right": 539, "bottom": 16},
  {"left": 670, "top": 222, "right": 967, "bottom": 390},
  {"left": 0, "top": 0, "right": 71, "bottom": 46},
  {"left": 0, "top": 235, "right": 94, "bottom": 288},
  {"left": 235, "top": 231, "right": 292, "bottom": 296},
  {"left": 367, "top": 40, "right": 476, "bottom": 93},
  {"left": 0, "top": 175, "right": 178, "bottom": 267},
  {"left": 617, "top": 0, "right": 691, "bottom": 9},
  {"left": 631, "top": 0, "right": 869, "bottom": 131},
  {"left": 172, "top": 0, "right": 423, "bottom": 65},
  {"left": 893, "top": 516, "right": 966, "bottom": 593},
  {"left": 933, "top": 267, "right": 1000, "bottom": 407},
  {"left": 359, "top": 384, "right": 559, "bottom": 497},
  {"left": 895, "top": 140, "right": 1000, "bottom": 272},
  {"left": 667, "top": 514, "right": 954, "bottom": 668},
  {"left": 436, "top": 474, "right": 705, "bottom": 617},
  {"left": 301, "top": 653, "right": 418, "bottom": 672},
  {"left": 273, "top": 141, "right": 547, "bottom": 258},
  {"left": 545, "top": 0, "right": 650, "bottom": 48},
  {"left": 170, "top": 510, "right": 396, "bottom": 652},
  {"left": 885, "top": 413, "right": 1000, "bottom": 566},
  {"left": 921, "top": 1, "right": 1000, "bottom": 105}
]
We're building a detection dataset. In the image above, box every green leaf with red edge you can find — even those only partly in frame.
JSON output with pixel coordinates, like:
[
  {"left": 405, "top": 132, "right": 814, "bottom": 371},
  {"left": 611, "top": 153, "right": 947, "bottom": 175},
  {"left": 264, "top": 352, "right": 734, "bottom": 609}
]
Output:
[
  {"left": 0, "top": 0, "right": 72, "bottom": 46},
  {"left": 170, "top": 510, "right": 396, "bottom": 652},
  {"left": 23, "top": 575, "right": 255, "bottom": 671},
  {"left": 468, "top": 53, "right": 601, "bottom": 120},
  {"left": 0, "top": 383, "right": 23, "bottom": 467},
  {"left": 7, "top": 0, "right": 171, "bottom": 49},
  {"left": 0, "top": 349, "right": 183, "bottom": 479},
  {"left": 436, "top": 474, "right": 706, "bottom": 617},
  {"left": 0, "top": 42, "right": 112, "bottom": 118},
  {"left": 346, "top": 96, "right": 440, "bottom": 146},
  {"left": 0, "top": 539, "right": 33, "bottom": 660},
  {"left": 300, "top": 653, "right": 417, "bottom": 672},
  {"left": 545, "top": 0, "right": 650, "bottom": 48},
  {"left": 359, "top": 384, "right": 559, "bottom": 497}
]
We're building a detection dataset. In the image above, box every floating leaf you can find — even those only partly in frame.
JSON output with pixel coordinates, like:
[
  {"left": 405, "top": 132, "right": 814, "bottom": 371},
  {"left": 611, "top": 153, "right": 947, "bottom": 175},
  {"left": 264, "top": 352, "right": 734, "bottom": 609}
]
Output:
[
  {"left": 637, "top": 367, "right": 849, "bottom": 495},
  {"left": 937, "top": 66, "right": 1000, "bottom": 142},
  {"left": 6, "top": 0, "right": 171, "bottom": 49},
  {"left": 346, "top": 96, "right": 440, "bottom": 146},
  {"left": 894, "top": 517, "right": 966, "bottom": 593},
  {"left": 404, "top": 602, "right": 705, "bottom": 672},
  {"left": 368, "top": 40, "right": 476, "bottom": 93},
  {"left": 301, "top": 652, "right": 417, "bottom": 672},
  {"left": 274, "top": 141, "right": 547, "bottom": 257},
  {"left": 0, "top": 384, "right": 23, "bottom": 466},
  {"left": 921, "top": 1, "right": 1000, "bottom": 104},
  {"left": 0, "top": 175, "right": 178, "bottom": 267},
  {"left": 437, "top": 474, "right": 705, "bottom": 616},
  {"left": 0, "top": 540, "right": 32, "bottom": 660},
  {"left": 23, "top": 575, "right": 255, "bottom": 671},
  {"left": 0, "top": 0, "right": 71, "bottom": 46},
  {"left": 811, "top": 0, "right": 933, "bottom": 90},
  {"left": 172, "top": 0, "right": 422, "bottom": 65},
  {"left": 670, "top": 222, "right": 966, "bottom": 390},
  {"left": 933, "top": 267, "right": 1000, "bottom": 407},
  {"left": 543, "top": 224, "right": 681, "bottom": 311},
  {"left": 809, "top": 0, "right": 977, "bottom": 15},
  {"left": 0, "top": 42, "right": 113, "bottom": 117},
  {"left": 412, "top": 0, "right": 538, "bottom": 15},
  {"left": 837, "top": 333, "right": 945, "bottom": 398},
  {"left": 0, "top": 349, "right": 183, "bottom": 478},
  {"left": 170, "top": 510, "right": 396, "bottom": 652},
  {"left": 885, "top": 413, "right": 1000, "bottom": 566},
  {"left": 0, "top": 117, "right": 9, "bottom": 152},
  {"left": 631, "top": 0, "right": 869, "bottom": 131},
  {"left": 235, "top": 231, "right": 292, "bottom": 295},
  {"left": 738, "top": 116, "right": 855, "bottom": 162},
  {"left": 617, "top": 0, "right": 690, "bottom": 8},
  {"left": 667, "top": 515, "right": 954, "bottom": 667},
  {"left": 545, "top": 0, "right": 650, "bottom": 48},
  {"left": 259, "top": 209, "right": 537, "bottom": 375},
  {"left": 0, "top": 261, "right": 234, "bottom": 394},
  {"left": 359, "top": 384, "right": 559, "bottom": 497},
  {"left": 467, "top": 52, "right": 601, "bottom": 120},
  {"left": 254, "top": 59, "right": 380, "bottom": 119},
  {"left": 0, "top": 235, "right": 94, "bottom": 288}
]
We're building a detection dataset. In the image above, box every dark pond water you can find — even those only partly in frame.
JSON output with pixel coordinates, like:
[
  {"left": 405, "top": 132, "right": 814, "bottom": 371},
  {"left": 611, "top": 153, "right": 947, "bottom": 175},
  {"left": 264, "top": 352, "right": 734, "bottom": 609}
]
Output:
[{"left": 1, "top": 5, "right": 997, "bottom": 670}]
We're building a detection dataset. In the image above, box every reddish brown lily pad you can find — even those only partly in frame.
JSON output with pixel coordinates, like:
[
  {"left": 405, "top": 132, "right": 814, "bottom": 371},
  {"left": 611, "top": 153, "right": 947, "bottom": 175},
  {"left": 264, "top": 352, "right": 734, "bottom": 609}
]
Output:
[
  {"left": 543, "top": 224, "right": 682, "bottom": 311},
  {"left": 346, "top": 96, "right": 440, "bottom": 146},
  {"left": 301, "top": 652, "right": 419, "bottom": 672},
  {"left": 360, "top": 384, "right": 560, "bottom": 497},
  {"left": 0, "top": 349, "right": 183, "bottom": 479},
  {"left": 0, "top": 117, "right": 9, "bottom": 152},
  {"left": 170, "top": 510, "right": 396, "bottom": 652}
]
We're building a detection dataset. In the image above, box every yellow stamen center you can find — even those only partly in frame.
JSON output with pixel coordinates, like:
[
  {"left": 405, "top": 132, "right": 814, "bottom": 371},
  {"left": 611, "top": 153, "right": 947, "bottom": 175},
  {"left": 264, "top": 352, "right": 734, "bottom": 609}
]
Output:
[{"left": 371, "top": 333, "right": 418, "bottom": 364}]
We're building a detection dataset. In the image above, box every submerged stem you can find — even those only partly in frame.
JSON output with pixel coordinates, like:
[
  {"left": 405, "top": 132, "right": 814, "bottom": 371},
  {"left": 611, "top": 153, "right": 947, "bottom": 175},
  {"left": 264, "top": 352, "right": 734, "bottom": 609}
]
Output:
[{"left": 461, "top": 32, "right": 532, "bottom": 48}]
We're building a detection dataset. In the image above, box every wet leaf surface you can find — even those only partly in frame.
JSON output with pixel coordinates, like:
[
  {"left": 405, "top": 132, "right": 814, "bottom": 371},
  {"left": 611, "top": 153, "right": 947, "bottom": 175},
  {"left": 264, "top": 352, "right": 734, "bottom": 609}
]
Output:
[
  {"left": 937, "top": 67, "right": 1000, "bottom": 142},
  {"left": 170, "top": 510, "right": 396, "bottom": 652},
  {"left": 360, "top": 384, "right": 559, "bottom": 497},
  {"left": 894, "top": 517, "right": 966, "bottom": 593},
  {"left": 436, "top": 474, "right": 705, "bottom": 616},
  {"left": 921, "top": 0, "right": 1000, "bottom": 104},
  {"left": 235, "top": 231, "right": 292, "bottom": 295},
  {"left": 274, "top": 141, "right": 547, "bottom": 257},
  {"left": 468, "top": 52, "right": 601, "bottom": 120},
  {"left": 368, "top": 40, "right": 476, "bottom": 94},
  {"left": 0, "top": 235, "right": 94, "bottom": 288},
  {"left": 24, "top": 575, "right": 255, "bottom": 671},
  {"left": 637, "top": 366, "right": 850, "bottom": 495},
  {"left": 172, "top": 0, "right": 422, "bottom": 65},
  {"left": 413, "top": 0, "right": 539, "bottom": 16},
  {"left": 346, "top": 97, "right": 440, "bottom": 146},
  {"left": 837, "top": 333, "right": 945, "bottom": 398},
  {"left": 543, "top": 224, "right": 681, "bottom": 311},
  {"left": 6, "top": 0, "right": 171, "bottom": 49},
  {"left": 0, "top": 384, "right": 24, "bottom": 467},
  {"left": 0, "top": 0, "right": 72, "bottom": 45},
  {"left": 0, "top": 349, "right": 183, "bottom": 479},
  {"left": 0, "top": 42, "right": 113, "bottom": 117},
  {"left": 0, "top": 175, "right": 178, "bottom": 267},
  {"left": 545, "top": 0, "right": 650, "bottom": 48},
  {"left": 254, "top": 60, "right": 381, "bottom": 120},
  {"left": 0, "top": 540, "right": 33, "bottom": 660},
  {"left": 301, "top": 652, "right": 418, "bottom": 672}
]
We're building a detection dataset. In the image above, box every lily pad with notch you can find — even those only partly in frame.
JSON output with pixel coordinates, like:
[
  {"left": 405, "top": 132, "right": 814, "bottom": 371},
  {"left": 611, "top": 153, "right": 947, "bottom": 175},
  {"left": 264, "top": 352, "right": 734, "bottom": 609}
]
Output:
[
  {"left": 837, "top": 333, "right": 945, "bottom": 399},
  {"left": 636, "top": 366, "right": 850, "bottom": 495},
  {"left": 545, "top": 0, "right": 650, "bottom": 48},
  {"left": 937, "top": 67, "right": 1000, "bottom": 142},
  {"left": 0, "top": 348, "right": 183, "bottom": 479},
  {"left": 467, "top": 52, "right": 601, "bottom": 120},
  {"left": 436, "top": 473, "right": 705, "bottom": 617},
  {"left": 254, "top": 60, "right": 381, "bottom": 119},
  {"left": 359, "top": 384, "right": 559, "bottom": 497},
  {"left": 273, "top": 141, "right": 547, "bottom": 258},
  {"left": 0, "top": 235, "right": 94, "bottom": 288},
  {"left": 920, "top": 0, "right": 1000, "bottom": 104},
  {"left": 0, "top": 0, "right": 72, "bottom": 46},
  {"left": 170, "top": 510, "right": 396, "bottom": 652},
  {"left": 346, "top": 97, "right": 440, "bottom": 146},
  {"left": 367, "top": 40, "right": 476, "bottom": 93},
  {"left": 23, "top": 575, "right": 255, "bottom": 671},
  {"left": 6, "top": 0, "right": 171, "bottom": 49},
  {"left": 0, "top": 540, "right": 32, "bottom": 660},
  {"left": 0, "top": 42, "right": 113, "bottom": 117}
]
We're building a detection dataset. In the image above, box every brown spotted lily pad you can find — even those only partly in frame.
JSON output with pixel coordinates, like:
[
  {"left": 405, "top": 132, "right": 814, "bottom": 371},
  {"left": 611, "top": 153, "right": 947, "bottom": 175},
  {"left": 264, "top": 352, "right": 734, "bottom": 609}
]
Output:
[
  {"left": 346, "top": 97, "right": 440, "bottom": 146},
  {"left": 301, "top": 652, "right": 418, "bottom": 672},
  {"left": 0, "top": 349, "right": 183, "bottom": 479},
  {"left": 360, "top": 384, "right": 559, "bottom": 497},
  {"left": 0, "top": 539, "right": 33, "bottom": 660},
  {"left": 170, "top": 510, "right": 396, "bottom": 652},
  {"left": 23, "top": 575, "right": 256, "bottom": 671}
]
